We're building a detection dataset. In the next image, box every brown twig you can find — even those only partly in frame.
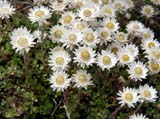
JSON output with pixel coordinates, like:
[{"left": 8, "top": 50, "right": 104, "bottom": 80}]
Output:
[
  {"left": 51, "top": 98, "right": 63, "bottom": 115},
  {"left": 134, "top": 102, "right": 143, "bottom": 113},
  {"left": 109, "top": 106, "right": 122, "bottom": 119},
  {"left": 39, "top": 26, "right": 48, "bottom": 70}
]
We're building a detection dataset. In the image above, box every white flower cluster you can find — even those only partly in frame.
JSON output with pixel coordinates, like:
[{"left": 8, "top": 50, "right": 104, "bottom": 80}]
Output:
[
  {"left": 117, "top": 84, "right": 158, "bottom": 108},
  {"left": 4, "top": 0, "right": 159, "bottom": 117}
]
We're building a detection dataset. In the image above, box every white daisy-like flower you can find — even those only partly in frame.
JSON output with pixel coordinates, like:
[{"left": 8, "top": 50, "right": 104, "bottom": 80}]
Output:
[
  {"left": 0, "top": 0, "right": 15, "bottom": 19},
  {"left": 28, "top": 6, "right": 51, "bottom": 25},
  {"left": 78, "top": 4, "right": 99, "bottom": 21},
  {"left": 60, "top": 12, "right": 75, "bottom": 26},
  {"left": 73, "top": 46, "right": 96, "bottom": 68},
  {"left": 141, "top": 5, "right": 154, "bottom": 18},
  {"left": 72, "top": 70, "right": 93, "bottom": 89},
  {"left": 33, "top": 29, "right": 47, "bottom": 43},
  {"left": 49, "top": 25, "right": 66, "bottom": 43},
  {"left": 151, "top": 0, "right": 160, "bottom": 5},
  {"left": 129, "top": 113, "right": 149, "bottom": 119},
  {"left": 126, "top": 21, "right": 144, "bottom": 34},
  {"left": 139, "top": 84, "right": 158, "bottom": 103},
  {"left": 114, "top": 32, "right": 128, "bottom": 43},
  {"left": 148, "top": 60, "right": 160, "bottom": 74},
  {"left": 49, "top": 71, "right": 71, "bottom": 92},
  {"left": 98, "top": 27, "right": 112, "bottom": 45},
  {"left": 146, "top": 47, "right": 160, "bottom": 62},
  {"left": 100, "top": 5, "right": 116, "bottom": 17},
  {"left": 97, "top": 50, "right": 118, "bottom": 70},
  {"left": 10, "top": 27, "right": 35, "bottom": 54},
  {"left": 82, "top": 28, "right": 99, "bottom": 47},
  {"left": 142, "top": 28, "right": 154, "bottom": 40},
  {"left": 48, "top": 50, "right": 71, "bottom": 71},
  {"left": 117, "top": 87, "right": 139, "bottom": 108},
  {"left": 73, "top": 20, "right": 88, "bottom": 32},
  {"left": 127, "top": 61, "right": 148, "bottom": 81},
  {"left": 62, "top": 29, "right": 82, "bottom": 49},
  {"left": 103, "top": 18, "right": 119, "bottom": 32},
  {"left": 117, "top": 48, "right": 135, "bottom": 65},
  {"left": 108, "top": 41, "right": 123, "bottom": 54},
  {"left": 141, "top": 39, "right": 160, "bottom": 51},
  {"left": 50, "top": 1, "right": 66, "bottom": 12},
  {"left": 113, "top": 0, "right": 127, "bottom": 11},
  {"left": 123, "top": 44, "right": 139, "bottom": 58}
]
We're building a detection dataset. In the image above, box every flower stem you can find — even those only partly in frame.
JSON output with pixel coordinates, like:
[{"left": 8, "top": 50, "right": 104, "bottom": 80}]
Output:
[
  {"left": 0, "top": 18, "right": 2, "bottom": 33},
  {"left": 23, "top": 51, "right": 30, "bottom": 82},
  {"left": 63, "top": 102, "right": 71, "bottom": 119},
  {"left": 63, "top": 90, "right": 71, "bottom": 119},
  {"left": 39, "top": 25, "right": 47, "bottom": 69}
]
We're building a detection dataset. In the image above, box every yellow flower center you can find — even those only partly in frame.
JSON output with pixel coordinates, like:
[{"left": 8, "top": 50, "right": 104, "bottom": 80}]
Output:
[
  {"left": 0, "top": 7, "right": 9, "bottom": 13},
  {"left": 115, "top": 3, "right": 122, "bottom": 9},
  {"left": 63, "top": 15, "right": 72, "bottom": 24},
  {"left": 143, "top": 90, "right": 151, "bottom": 98},
  {"left": 80, "top": 50, "right": 91, "bottom": 61},
  {"left": 153, "top": 51, "right": 160, "bottom": 59},
  {"left": 144, "top": 8, "right": 151, "bottom": 14},
  {"left": 104, "top": 8, "right": 112, "bottom": 15},
  {"left": 76, "top": 1, "right": 84, "bottom": 7},
  {"left": 85, "top": 33, "right": 95, "bottom": 43},
  {"left": 100, "top": 31, "right": 108, "bottom": 39},
  {"left": 133, "top": 24, "right": 140, "bottom": 30},
  {"left": 53, "top": 29, "right": 63, "bottom": 38},
  {"left": 106, "top": 22, "right": 115, "bottom": 30},
  {"left": 92, "top": 0, "right": 99, "bottom": 3},
  {"left": 68, "top": 34, "right": 77, "bottom": 42},
  {"left": 35, "top": 10, "right": 45, "bottom": 17},
  {"left": 150, "top": 62, "right": 159, "bottom": 71},
  {"left": 76, "top": 23, "right": 85, "bottom": 31},
  {"left": 102, "top": 0, "right": 109, "bottom": 4},
  {"left": 78, "top": 74, "right": 88, "bottom": 84},
  {"left": 134, "top": 67, "right": 143, "bottom": 75},
  {"left": 56, "top": 76, "right": 65, "bottom": 86},
  {"left": 83, "top": 9, "right": 92, "bottom": 17},
  {"left": 143, "top": 32, "right": 151, "bottom": 39},
  {"left": 122, "top": 54, "right": 130, "bottom": 62},
  {"left": 148, "top": 42, "right": 155, "bottom": 48},
  {"left": 118, "top": 34, "right": 125, "bottom": 42},
  {"left": 16, "top": 37, "right": 29, "bottom": 47},
  {"left": 102, "top": 56, "right": 111, "bottom": 65},
  {"left": 55, "top": 56, "right": 65, "bottom": 65},
  {"left": 124, "top": 92, "right": 134, "bottom": 102}
]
